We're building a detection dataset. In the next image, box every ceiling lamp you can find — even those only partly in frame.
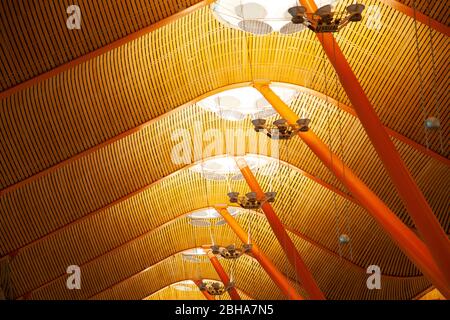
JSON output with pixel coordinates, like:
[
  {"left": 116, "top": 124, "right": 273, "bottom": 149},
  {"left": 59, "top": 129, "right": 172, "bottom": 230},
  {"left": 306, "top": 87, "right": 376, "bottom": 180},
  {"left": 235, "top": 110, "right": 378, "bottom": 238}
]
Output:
[
  {"left": 190, "top": 155, "right": 272, "bottom": 181},
  {"left": 288, "top": 2, "right": 365, "bottom": 33},
  {"left": 424, "top": 116, "right": 440, "bottom": 130},
  {"left": 197, "top": 85, "right": 297, "bottom": 121},
  {"left": 198, "top": 280, "right": 235, "bottom": 296},
  {"left": 211, "top": 243, "right": 252, "bottom": 259},
  {"left": 227, "top": 191, "right": 276, "bottom": 209},
  {"left": 339, "top": 234, "right": 351, "bottom": 245},
  {"left": 211, "top": 0, "right": 339, "bottom": 35},
  {"left": 252, "top": 117, "right": 310, "bottom": 140}
]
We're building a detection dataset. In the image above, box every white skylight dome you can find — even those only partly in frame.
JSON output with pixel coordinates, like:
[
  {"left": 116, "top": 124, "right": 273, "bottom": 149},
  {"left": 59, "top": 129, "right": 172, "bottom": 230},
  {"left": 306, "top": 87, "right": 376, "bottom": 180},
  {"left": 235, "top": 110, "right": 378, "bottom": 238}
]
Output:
[
  {"left": 190, "top": 155, "right": 274, "bottom": 181},
  {"left": 211, "top": 0, "right": 337, "bottom": 35},
  {"left": 172, "top": 280, "right": 196, "bottom": 292},
  {"left": 182, "top": 248, "right": 207, "bottom": 262},
  {"left": 188, "top": 207, "right": 240, "bottom": 219},
  {"left": 197, "top": 85, "right": 297, "bottom": 121}
]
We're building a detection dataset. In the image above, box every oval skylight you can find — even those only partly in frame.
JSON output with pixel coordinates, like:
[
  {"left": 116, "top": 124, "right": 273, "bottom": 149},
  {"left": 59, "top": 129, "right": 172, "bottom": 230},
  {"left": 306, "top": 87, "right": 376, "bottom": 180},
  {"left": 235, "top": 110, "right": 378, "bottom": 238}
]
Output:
[
  {"left": 188, "top": 206, "right": 240, "bottom": 219},
  {"left": 197, "top": 85, "right": 297, "bottom": 121},
  {"left": 190, "top": 155, "right": 275, "bottom": 181}
]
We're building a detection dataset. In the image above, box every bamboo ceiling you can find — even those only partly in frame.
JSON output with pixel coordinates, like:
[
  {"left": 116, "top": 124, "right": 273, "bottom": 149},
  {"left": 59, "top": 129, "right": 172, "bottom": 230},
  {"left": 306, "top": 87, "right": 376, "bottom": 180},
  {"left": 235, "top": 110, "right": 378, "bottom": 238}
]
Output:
[{"left": 0, "top": 0, "right": 448, "bottom": 300}]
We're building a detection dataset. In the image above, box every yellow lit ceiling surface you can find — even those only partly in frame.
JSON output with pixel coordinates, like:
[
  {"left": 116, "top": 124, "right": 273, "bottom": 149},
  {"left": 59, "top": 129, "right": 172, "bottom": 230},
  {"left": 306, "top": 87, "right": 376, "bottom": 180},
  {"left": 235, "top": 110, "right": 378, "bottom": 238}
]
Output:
[{"left": 0, "top": 0, "right": 448, "bottom": 300}]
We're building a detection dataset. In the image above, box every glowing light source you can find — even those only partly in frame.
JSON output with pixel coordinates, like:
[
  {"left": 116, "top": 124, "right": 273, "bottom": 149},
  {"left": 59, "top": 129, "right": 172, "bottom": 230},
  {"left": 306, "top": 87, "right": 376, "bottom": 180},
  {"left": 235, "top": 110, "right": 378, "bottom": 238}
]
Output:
[
  {"left": 188, "top": 207, "right": 240, "bottom": 219},
  {"left": 172, "top": 280, "right": 196, "bottom": 292},
  {"left": 190, "top": 155, "right": 274, "bottom": 181},
  {"left": 182, "top": 248, "right": 207, "bottom": 262},
  {"left": 211, "top": 0, "right": 337, "bottom": 35},
  {"left": 197, "top": 85, "right": 297, "bottom": 121}
]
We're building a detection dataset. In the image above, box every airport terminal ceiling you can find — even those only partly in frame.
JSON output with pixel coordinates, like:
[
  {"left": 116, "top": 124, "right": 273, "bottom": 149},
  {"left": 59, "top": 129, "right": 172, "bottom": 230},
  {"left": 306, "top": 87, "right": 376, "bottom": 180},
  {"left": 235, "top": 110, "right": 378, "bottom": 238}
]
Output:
[{"left": 0, "top": 0, "right": 449, "bottom": 301}]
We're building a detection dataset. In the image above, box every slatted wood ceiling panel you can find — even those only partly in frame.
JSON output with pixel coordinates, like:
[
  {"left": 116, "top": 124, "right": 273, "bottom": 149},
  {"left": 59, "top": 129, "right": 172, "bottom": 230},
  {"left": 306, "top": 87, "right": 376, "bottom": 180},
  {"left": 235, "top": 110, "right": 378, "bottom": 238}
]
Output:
[
  {"left": 0, "top": 0, "right": 445, "bottom": 88},
  {"left": 4, "top": 169, "right": 426, "bottom": 299},
  {"left": 85, "top": 217, "right": 429, "bottom": 300},
  {"left": 86, "top": 217, "right": 429, "bottom": 300},
  {"left": 2, "top": 1, "right": 448, "bottom": 192},
  {"left": 1, "top": 92, "right": 447, "bottom": 263},
  {"left": 95, "top": 254, "right": 283, "bottom": 300},
  {"left": 27, "top": 215, "right": 299, "bottom": 300},
  {"left": 0, "top": 0, "right": 447, "bottom": 301},
  {"left": 0, "top": 0, "right": 203, "bottom": 90}
]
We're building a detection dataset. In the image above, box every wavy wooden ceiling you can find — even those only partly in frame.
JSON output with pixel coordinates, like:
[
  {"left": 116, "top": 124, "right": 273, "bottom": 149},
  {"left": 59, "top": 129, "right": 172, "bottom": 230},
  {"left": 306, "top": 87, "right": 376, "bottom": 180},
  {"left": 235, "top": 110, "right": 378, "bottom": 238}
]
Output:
[
  {"left": 0, "top": 0, "right": 448, "bottom": 300},
  {"left": 0, "top": 0, "right": 445, "bottom": 91},
  {"left": 0, "top": 0, "right": 205, "bottom": 90}
]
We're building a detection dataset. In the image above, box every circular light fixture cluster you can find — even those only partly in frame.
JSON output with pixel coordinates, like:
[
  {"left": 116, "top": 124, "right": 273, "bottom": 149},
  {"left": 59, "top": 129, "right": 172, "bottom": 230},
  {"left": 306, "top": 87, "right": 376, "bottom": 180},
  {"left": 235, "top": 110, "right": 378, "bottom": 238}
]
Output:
[
  {"left": 198, "top": 280, "right": 235, "bottom": 296},
  {"left": 190, "top": 155, "right": 274, "bottom": 181},
  {"left": 211, "top": 0, "right": 337, "bottom": 35},
  {"left": 197, "top": 85, "right": 297, "bottom": 121}
]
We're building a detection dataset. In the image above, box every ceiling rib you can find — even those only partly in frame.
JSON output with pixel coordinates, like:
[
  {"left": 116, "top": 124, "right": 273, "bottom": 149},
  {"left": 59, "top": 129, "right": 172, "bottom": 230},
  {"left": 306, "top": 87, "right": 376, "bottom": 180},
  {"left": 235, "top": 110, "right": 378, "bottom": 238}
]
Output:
[
  {"left": 1, "top": 81, "right": 447, "bottom": 198},
  {"left": 0, "top": 0, "right": 214, "bottom": 101},
  {"left": 3, "top": 156, "right": 357, "bottom": 259}
]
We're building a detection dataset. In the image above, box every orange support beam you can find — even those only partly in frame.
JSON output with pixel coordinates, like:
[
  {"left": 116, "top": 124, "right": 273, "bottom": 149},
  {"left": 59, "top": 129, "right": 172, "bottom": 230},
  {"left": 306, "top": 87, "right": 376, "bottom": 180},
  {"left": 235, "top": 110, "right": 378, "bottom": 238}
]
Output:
[
  {"left": 193, "top": 279, "right": 215, "bottom": 300},
  {"left": 236, "top": 158, "right": 325, "bottom": 300},
  {"left": 214, "top": 205, "right": 304, "bottom": 300},
  {"left": 298, "top": 0, "right": 450, "bottom": 288},
  {"left": 206, "top": 251, "right": 241, "bottom": 300},
  {"left": 253, "top": 82, "right": 450, "bottom": 299}
]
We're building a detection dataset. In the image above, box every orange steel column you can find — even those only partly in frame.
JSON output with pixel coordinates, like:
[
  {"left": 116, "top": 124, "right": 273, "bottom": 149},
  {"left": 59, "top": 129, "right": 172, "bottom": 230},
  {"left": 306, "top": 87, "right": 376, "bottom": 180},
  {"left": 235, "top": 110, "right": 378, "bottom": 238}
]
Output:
[
  {"left": 253, "top": 82, "right": 450, "bottom": 298},
  {"left": 193, "top": 280, "right": 215, "bottom": 300},
  {"left": 206, "top": 251, "right": 242, "bottom": 300},
  {"left": 236, "top": 158, "right": 325, "bottom": 300},
  {"left": 214, "top": 205, "right": 304, "bottom": 300},
  {"left": 299, "top": 0, "right": 450, "bottom": 285}
]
